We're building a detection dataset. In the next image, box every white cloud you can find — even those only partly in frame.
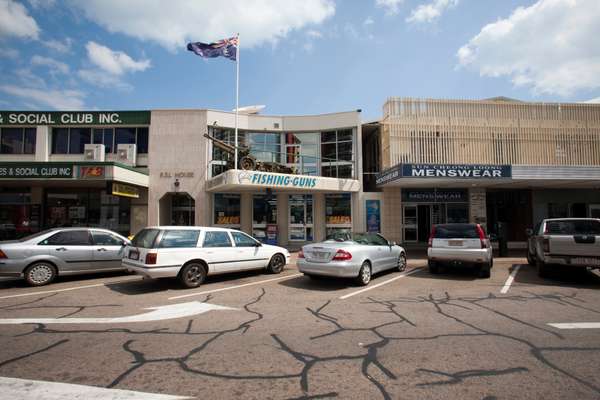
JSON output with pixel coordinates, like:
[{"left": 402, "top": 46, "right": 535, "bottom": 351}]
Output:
[
  {"left": 376, "top": 0, "right": 404, "bottom": 16},
  {"left": 43, "top": 38, "right": 73, "bottom": 54},
  {"left": 364, "top": 16, "right": 375, "bottom": 25},
  {"left": 0, "top": 84, "right": 85, "bottom": 110},
  {"left": 407, "top": 0, "right": 458, "bottom": 24},
  {"left": 457, "top": 0, "right": 600, "bottom": 96},
  {"left": 15, "top": 69, "right": 46, "bottom": 88},
  {"left": 27, "top": 0, "right": 56, "bottom": 8},
  {"left": 0, "top": 47, "right": 19, "bottom": 59},
  {"left": 0, "top": 0, "right": 40, "bottom": 39},
  {"left": 31, "top": 55, "right": 70, "bottom": 75},
  {"left": 77, "top": 69, "right": 133, "bottom": 91},
  {"left": 306, "top": 30, "right": 322, "bottom": 39},
  {"left": 70, "top": 0, "right": 335, "bottom": 51},
  {"left": 85, "top": 41, "right": 150, "bottom": 75},
  {"left": 584, "top": 97, "right": 600, "bottom": 103}
]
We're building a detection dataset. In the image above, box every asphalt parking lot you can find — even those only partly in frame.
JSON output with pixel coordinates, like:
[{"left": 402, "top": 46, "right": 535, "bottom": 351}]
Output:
[{"left": 0, "top": 255, "right": 599, "bottom": 399}]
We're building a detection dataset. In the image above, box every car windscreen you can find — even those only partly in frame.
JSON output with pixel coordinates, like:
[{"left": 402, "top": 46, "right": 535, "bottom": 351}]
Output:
[
  {"left": 545, "top": 220, "right": 600, "bottom": 235},
  {"left": 434, "top": 224, "right": 479, "bottom": 239},
  {"left": 131, "top": 229, "right": 160, "bottom": 248}
]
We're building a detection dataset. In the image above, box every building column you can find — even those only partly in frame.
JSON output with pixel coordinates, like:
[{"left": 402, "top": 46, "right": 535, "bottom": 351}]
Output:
[
  {"left": 382, "top": 187, "right": 402, "bottom": 243},
  {"left": 313, "top": 192, "right": 326, "bottom": 242},
  {"left": 277, "top": 193, "right": 288, "bottom": 246},
  {"left": 35, "top": 126, "right": 50, "bottom": 161},
  {"left": 469, "top": 188, "right": 487, "bottom": 230},
  {"left": 240, "top": 192, "right": 253, "bottom": 235}
]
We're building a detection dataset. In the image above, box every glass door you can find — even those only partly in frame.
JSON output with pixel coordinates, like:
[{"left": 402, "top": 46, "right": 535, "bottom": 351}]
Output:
[
  {"left": 590, "top": 204, "right": 600, "bottom": 218},
  {"left": 289, "top": 195, "right": 313, "bottom": 241},
  {"left": 403, "top": 205, "right": 417, "bottom": 242}
]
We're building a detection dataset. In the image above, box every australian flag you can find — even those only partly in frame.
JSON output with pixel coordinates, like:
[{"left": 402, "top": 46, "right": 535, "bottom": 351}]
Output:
[{"left": 187, "top": 37, "right": 238, "bottom": 61}]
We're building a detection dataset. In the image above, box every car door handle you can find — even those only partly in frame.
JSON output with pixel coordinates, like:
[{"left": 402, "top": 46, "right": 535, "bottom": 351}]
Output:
[
  {"left": 97, "top": 248, "right": 107, "bottom": 252},
  {"left": 55, "top": 247, "right": 67, "bottom": 251}
]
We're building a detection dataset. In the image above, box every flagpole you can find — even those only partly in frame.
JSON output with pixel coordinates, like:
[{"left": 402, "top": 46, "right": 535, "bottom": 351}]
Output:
[{"left": 234, "top": 33, "right": 240, "bottom": 170}]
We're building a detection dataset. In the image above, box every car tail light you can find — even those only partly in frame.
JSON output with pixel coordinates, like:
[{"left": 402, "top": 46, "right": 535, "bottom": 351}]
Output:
[
  {"left": 428, "top": 226, "right": 436, "bottom": 247},
  {"left": 298, "top": 249, "right": 304, "bottom": 259},
  {"left": 0, "top": 249, "right": 6, "bottom": 259},
  {"left": 145, "top": 253, "right": 157, "bottom": 264},
  {"left": 476, "top": 224, "right": 489, "bottom": 249},
  {"left": 542, "top": 238, "right": 550, "bottom": 253},
  {"left": 332, "top": 249, "right": 352, "bottom": 261}
]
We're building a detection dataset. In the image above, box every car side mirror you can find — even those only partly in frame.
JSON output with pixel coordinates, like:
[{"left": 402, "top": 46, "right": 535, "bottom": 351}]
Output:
[
  {"left": 389, "top": 241, "right": 396, "bottom": 247},
  {"left": 255, "top": 242, "right": 262, "bottom": 247},
  {"left": 123, "top": 240, "right": 131, "bottom": 246},
  {"left": 525, "top": 229, "right": 533, "bottom": 237}
]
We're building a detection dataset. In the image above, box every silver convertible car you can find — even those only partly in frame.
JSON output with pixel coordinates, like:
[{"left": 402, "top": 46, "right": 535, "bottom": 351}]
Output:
[
  {"left": 297, "top": 232, "right": 407, "bottom": 285},
  {"left": 0, "top": 228, "right": 131, "bottom": 286}
]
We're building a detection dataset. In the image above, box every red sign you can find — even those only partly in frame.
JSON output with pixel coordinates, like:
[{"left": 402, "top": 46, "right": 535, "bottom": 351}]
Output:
[{"left": 80, "top": 166, "right": 105, "bottom": 178}]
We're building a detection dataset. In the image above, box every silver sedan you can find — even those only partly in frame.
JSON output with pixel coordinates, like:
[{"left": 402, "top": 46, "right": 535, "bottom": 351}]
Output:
[
  {"left": 0, "top": 228, "right": 131, "bottom": 286},
  {"left": 297, "top": 233, "right": 407, "bottom": 285}
]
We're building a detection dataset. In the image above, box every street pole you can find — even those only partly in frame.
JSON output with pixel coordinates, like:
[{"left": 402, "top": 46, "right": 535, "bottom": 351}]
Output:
[{"left": 234, "top": 33, "right": 240, "bottom": 170}]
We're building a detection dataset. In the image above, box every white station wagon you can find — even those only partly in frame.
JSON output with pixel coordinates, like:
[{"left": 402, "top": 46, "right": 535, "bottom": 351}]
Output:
[{"left": 123, "top": 226, "right": 290, "bottom": 288}]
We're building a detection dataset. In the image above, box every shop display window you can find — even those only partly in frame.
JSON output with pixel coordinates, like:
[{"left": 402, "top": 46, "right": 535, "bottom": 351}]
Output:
[
  {"left": 325, "top": 193, "right": 352, "bottom": 225},
  {"left": 1, "top": 127, "right": 36, "bottom": 154},
  {"left": 214, "top": 193, "right": 241, "bottom": 226},
  {"left": 0, "top": 189, "right": 38, "bottom": 240},
  {"left": 253, "top": 194, "right": 277, "bottom": 243}
]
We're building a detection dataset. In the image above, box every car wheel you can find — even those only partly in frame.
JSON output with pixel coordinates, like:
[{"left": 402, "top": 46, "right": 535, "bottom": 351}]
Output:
[
  {"left": 397, "top": 253, "right": 407, "bottom": 272},
  {"left": 428, "top": 260, "right": 439, "bottom": 274},
  {"left": 179, "top": 262, "right": 207, "bottom": 288},
  {"left": 24, "top": 262, "right": 57, "bottom": 286},
  {"left": 536, "top": 258, "right": 549, "bottom": 278},
  {"left": 356, "top": 262, "right": 372, "bottom": 286},
  {"left": 526, "top": 249, "right": 535, "bottom": 266},
  {"left": 479, "top": 262, "right": 491, "bottom": 279},
  {"left": 267, "top": 254, "right": 285, "bottom": 274}
]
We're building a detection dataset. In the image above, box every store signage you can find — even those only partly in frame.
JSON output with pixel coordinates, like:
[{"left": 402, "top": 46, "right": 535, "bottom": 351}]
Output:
[
  {"left": 366, "top": 200, "right": 381, "bottom": 233},
  {"left": 111, "top": 183, "right": 140, "bottom": 198},
  {"left": 376, "top": 163, "right": 512, "bottom": 185},
  {"left": 0, "top": 111, "right": 150, "bottom": 126},
  {"left": 160, "top": 172, "right": 194, "bottom": 178},
  {"left": 80, "top": 166, "right": 105, "bottom": 178},
  {"left": 0, "top": 163, "right": 73, "bottom": 178},
  {"left": 402, "top": 189, "right": 468, "bottom": 203},
  {"left": 241, "top": 171, "right": 317, "bottom": 188}
]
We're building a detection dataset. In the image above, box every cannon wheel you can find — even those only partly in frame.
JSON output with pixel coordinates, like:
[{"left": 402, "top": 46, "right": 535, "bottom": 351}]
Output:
[{"left": 240, "top": 156, "right": 256, "bottom": 170}]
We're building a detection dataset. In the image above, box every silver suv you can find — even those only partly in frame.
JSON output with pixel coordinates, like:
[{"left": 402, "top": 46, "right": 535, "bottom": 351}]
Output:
[
  {"left": 0, "top": 228, "right": 131, "bottom": 286},
  {"left": 427, "top": 223, "right": 493, "bottom": 278}
]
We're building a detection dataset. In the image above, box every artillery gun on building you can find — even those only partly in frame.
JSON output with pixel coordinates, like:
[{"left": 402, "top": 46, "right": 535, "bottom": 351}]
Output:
[{"left": 204, "top": 133, "right": 294, "bottom": 174}]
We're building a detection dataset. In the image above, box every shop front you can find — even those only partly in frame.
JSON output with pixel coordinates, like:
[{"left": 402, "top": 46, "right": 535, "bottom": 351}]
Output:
[
  {"left": 207, "top": 169, "right": 361, "bottom": 246},
  {"left": 0, "top": 162, "right": 148, "bottom": 239}
]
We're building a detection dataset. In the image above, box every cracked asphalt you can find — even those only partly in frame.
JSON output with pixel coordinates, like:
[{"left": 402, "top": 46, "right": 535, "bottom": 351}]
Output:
[{"left": 0, "top": 256, "right": 599, "bottom": 399}]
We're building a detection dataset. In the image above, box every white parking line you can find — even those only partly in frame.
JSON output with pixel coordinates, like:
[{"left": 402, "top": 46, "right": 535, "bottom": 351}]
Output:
[
  {"left": 339, "top": 268, "right": 423, "bottom": 300},
  {"left": 500, "top": 265, "right": 521, "bottom": 294},
  {"left": 548, "top": 322, "right": 600, "bottom": 329},
  {"left": 168, "top": 273, "right": 303, "bottom": 300},
  {"left": 0, "top": 278, "right": 139, "bottom": 300}
]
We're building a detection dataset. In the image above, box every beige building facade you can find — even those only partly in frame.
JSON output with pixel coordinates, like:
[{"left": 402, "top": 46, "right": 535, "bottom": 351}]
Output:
[{"left": 378, "top": 97, "right": 600, "bottom": 246}]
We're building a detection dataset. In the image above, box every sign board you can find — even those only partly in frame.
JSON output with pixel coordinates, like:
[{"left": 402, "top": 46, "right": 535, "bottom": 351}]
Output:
[
  {"left": 366, "top": 200, "right": 381, "bottom": 233},
  {"left": 0, "top": 111, "right": 150, "bottom": 126},
  {"left": 0, "top": 163, "right": 73, "bottom": 178},
  {"left": 111, "top": 183, "right": 140, "bottom": 198},
  {"left": 377, "top": 163, "right": 512, "bottom": 185},
  {"left": 242, "top": 171, "right": 317, "bottom": 189},
  {"left": 402, "top": 189, "right": 468, "bottom": 203},
  {"left": 79, "top": 166, "right": 105, "bottom": 178}
]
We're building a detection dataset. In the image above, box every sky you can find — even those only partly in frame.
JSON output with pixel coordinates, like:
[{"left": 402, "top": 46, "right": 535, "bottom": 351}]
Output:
[{"left": 0, "top": 0, "right": 599, "bottom": 121}]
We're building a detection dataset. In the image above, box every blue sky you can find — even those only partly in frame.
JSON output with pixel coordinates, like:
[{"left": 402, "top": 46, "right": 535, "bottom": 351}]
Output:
[{"left": 1, "top": 0, "right": 599, "bottom": 120}]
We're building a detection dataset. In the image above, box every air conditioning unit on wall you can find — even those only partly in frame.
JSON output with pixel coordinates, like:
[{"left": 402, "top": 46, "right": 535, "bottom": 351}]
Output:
[
  {"left": 84, "top": 144, "right": 105, "bottom": 161},
  {"left": 117, "top": 144, "right": 137, "bottom": 166}
]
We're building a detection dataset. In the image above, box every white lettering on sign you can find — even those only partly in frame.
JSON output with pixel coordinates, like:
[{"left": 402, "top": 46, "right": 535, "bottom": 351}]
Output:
[{"left": 99, "top": 113, "right": 121, "bottom": 124}]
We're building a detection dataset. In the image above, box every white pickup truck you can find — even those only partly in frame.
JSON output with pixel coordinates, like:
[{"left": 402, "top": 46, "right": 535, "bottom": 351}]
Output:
[{"left": 526, "top": 218, "right": 600, "bottom": 277}]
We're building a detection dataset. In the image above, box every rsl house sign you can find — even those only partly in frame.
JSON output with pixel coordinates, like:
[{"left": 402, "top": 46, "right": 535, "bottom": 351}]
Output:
[{"left": 377, "top": 163, "right": 512, "bottom": 185}]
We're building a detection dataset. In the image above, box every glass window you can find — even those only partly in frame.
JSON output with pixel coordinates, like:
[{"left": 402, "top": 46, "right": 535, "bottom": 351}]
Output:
[
  {"left": 203, "top": 231, "right": 232, "bottom": 247},
  {"left": 545, "top": 220, "right": 600, "bottom": 235},
  {"left": 132, "top": 229, "right": 160, "bottom": 248},
  {"left": 137, "top": 127, "right": 149, "bottom": 154},
  {"left": 91, "top": 231, "right": 124, "bottom": 246},
  {"left": 338, "top": 141, "right": 353, "bottom": 161},
  {"left": 24, "top": 128, "right": 36, "bottom": 154},
  {"left": 115, "top": 127, "right": 136, "bottom": 147},
  {"left": 321, "top": 142, "right": 336, "bottom": 161},
  {"left": 69, "top": 128, "right": 91, "bottom": 154},
  {"left": 231, "top": 231, "right": 259, "bottom": 247},
  {"left": 214, "top": 193, "right": 241, "bottom": 225},
  {"left": 51, "top": 128, "right": 69, "bottom": 154},
  {"left": 103, "top": 129, "right": 114, "bottom": 153},
  {"left": 40, "top": 230, "right": 91, "bottom": 245},
  {"left": 434, "top": 224, "right": 480, "bottom": 239},
  {"left": 338, "top": 164, "right": 353, "bottom": 179},
  {"left": 253, "top": 195, "right": 277, "bottom": 225},
  {"left": 159, "top": 230, "right": 200, "bottom": 248},
  {"left": 326, "top": 193, "right": 352, "bottom": 225},
  {"left": 338, "top": 129, "right": 353, "bottom": 141},
  {"left": 1, "top": 128, "right": 24, "bottom": 154},
  {"left": 93, "top": 129, "right": 104, "bottom": 144},
  {"left": 321, "top": 131, "right": 336, "bottom": 142}
]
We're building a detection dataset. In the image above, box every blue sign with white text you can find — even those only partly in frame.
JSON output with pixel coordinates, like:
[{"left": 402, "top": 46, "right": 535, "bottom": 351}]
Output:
[{"left": 366, "top": 200, "right": 381, "bottom": 233}]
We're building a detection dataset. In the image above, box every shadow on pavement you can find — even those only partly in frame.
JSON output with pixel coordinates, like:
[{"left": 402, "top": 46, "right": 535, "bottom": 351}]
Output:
[
  {"left": 279, "top": 268, "right": 401, "bottom": 292},
  {"left": 0, "top": 270, "right": 131, "bottom": 290},
  {"left": 514, "top": 263, "right": 600, "bottom": 289},
  {"left": 408, "top": 265, "right": 479, "bottom": 281}
]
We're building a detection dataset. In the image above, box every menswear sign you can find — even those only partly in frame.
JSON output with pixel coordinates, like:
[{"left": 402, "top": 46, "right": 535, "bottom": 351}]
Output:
[
  {"left": 376, "top": 163, "right": 512, "bottom": 185},
  {"left": 0, "top": 111, "right": 150, "bottom": 126}
]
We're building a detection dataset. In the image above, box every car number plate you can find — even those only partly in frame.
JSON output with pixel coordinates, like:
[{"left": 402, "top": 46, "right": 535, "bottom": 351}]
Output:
[
  {"left": 129, "top": 250, "right": 139, "bottom": 260},
  {"left": 571, "top": 258, "right": 600, "bottom": 266},
  {"left": 449, "top": 240, "right": 463, "bottom": 246}
]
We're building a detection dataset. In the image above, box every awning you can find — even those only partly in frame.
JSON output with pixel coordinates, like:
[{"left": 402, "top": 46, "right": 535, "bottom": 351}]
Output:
[{"left": 207, "top": 169, "right": 361, "bottom": 192}]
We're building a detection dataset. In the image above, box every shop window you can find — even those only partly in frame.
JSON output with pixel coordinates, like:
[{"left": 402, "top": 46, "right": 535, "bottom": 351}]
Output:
[
  {"left": 214, "top": 193, "right": 241, "bottom": 226},
  {"left": 548, "top": 203, "right": 568, "bottom": 218},
  {"left": 253, "top": 194, "right": 277, "bottom": 243},
  {"left": 326, "top": 193, "right": 352, "bottom": 238},
  {"left": 1, "top": 127, "right": 36, "bottom": 154}
]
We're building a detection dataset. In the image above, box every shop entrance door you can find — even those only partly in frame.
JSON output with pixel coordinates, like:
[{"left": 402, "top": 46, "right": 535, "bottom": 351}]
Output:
[
  {"left": 417, "top": 205, "right": 431, "bottom": 242},
  {"left": 289, "top": 195, "right": 313, "bottom": 241},
  {"left": 171, "top": 193, "right": 195, "bottom": 226},
  {"left": 403, "top": 205, "right": 417, "bottom": 242}
]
